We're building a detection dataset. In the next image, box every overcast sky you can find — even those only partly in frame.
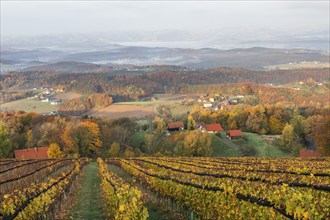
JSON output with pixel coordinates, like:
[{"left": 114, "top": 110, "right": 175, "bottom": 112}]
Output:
[{"left": 1, "top": 1, "right": 329, "bottom": 37}]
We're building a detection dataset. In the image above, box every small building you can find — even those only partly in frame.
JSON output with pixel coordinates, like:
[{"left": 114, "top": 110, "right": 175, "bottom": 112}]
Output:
[
  {"left": 50, "top": 100, "right": 62, "bottom": 105},
  {"left": 14, "top": 147, "right": 49, "bottom": 159},
  {"left": 200, "top": 123, "right": 224, "bottom": 133},
  {"left": 299, "top": 150, "right": 320, "bottom": 158},
  {"left": 168, "top": 121, "right": 184, "bottom": 131},
  {"left": 203, "top": 102, "right": 212, "bottom": 108},
  {"left": 227, "top": 130, "right": 242, "bottom": 140},
  {"left": 41, "top": 98, "right": 49, "bottom": 102}
]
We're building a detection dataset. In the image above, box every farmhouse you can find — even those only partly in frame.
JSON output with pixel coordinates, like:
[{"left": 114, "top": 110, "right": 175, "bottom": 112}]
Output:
[
  {"left": 299, "top": 150, "right": 320, "bottom": 158},
  {"left": 200, "top": 123, "right": 224, "bottom": 133},
  {"left": 168, "top": 121, "right": 184, "bottom": 131},
  {"left": 227, "top": 130, "right": 242, "bottom": 139},
  {"left": 203, "top": 102, "right": 212, "bottom": 108},
  {"left": 14, "top": 147, "right": 49, "bottom": 159}
]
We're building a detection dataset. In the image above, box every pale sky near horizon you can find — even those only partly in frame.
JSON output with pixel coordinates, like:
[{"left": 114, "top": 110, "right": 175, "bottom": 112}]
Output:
[{"left": 1, "top": 1, "right": 329, "bottom": 37}]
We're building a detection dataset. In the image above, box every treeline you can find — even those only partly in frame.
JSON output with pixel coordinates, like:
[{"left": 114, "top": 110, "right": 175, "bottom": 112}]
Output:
[
  {"left": 0, "top": 90, "right": 34, "bottom": 104},
  {"left": 2, "top": 67, "right": 329, "bottom": 101},
  {"left": 59, "top": 93, "right": 113, "bottom": 116},
  {"left": 0, "top": 111, "right": 212, "bottom": 158}
]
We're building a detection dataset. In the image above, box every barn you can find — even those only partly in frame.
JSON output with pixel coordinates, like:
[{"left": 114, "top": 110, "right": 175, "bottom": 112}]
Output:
[
  {"left": 14, "top": 147, "right": 49, "bottom": 159},
  {"left": 227, "top": 130, "right": 242, "bottom": 140},
  {"left": 168, "top": 121, "right": 184, "bottom": 131}
]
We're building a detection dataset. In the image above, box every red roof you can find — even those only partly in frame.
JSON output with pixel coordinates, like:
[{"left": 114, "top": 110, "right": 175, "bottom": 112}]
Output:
[
  {"left": 299, "top": 150, "right": 320, "bottom": 158},
  {"left": 14, "top": 147, "right": 49, "bottom": 159},
  {"left": 168, "top": 121, "right": 184, "bottom": 129},
  {"left": 228, "top": 130, "right": 242, "bottom": 137},
  {"left": 204, "top": 124, "right": 223, "bottom": 132}
]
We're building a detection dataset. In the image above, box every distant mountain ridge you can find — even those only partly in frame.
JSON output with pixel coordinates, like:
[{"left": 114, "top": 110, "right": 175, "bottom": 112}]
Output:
[
  {"left": 23, "top": 61, "right": 113, "bottom": 73},
  {"left": 1, "top": 45, "right": 329, "bottom": 72}
]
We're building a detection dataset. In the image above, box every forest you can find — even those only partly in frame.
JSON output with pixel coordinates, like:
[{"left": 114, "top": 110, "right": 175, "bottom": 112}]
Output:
[{"left": 1, "top": 67, "right": 329, "bottom": 101}]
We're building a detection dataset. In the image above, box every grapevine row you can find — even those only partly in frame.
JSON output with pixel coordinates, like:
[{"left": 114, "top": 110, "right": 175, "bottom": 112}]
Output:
[
  {"left": 159, "top": 157, "right": 330, "bottom": 176},
  {"left": 132, "top": 158, "right": 330, "bottom": 191},
  {"left": 0, "top": 159, "right": 73, "bottom": 196},
  {"left": 0, "top": 159, "right": 56, "bottom": 174},
  {"left": 110, "top": 159, "right": 294, "bottom": 219},
  {"left": 0, "top": 158, "right": 88, "bottom": 220},
  {"left": 112, "top": 158, "right": 330, "bottom": 219},
  {"left": 0, "top": 159, "right": 72, "bottom": 185},
  {"left": 97, "top": 158, "right": 148, "bottom": 219}
]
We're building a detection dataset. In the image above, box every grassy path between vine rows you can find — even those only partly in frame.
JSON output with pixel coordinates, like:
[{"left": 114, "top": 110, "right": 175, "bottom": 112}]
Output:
[
  {"left": 107, "top": 163, "right": 185, "bottom": 220},
  {"left": 69, "top": 162, "right": 104, "bottom": 219}
]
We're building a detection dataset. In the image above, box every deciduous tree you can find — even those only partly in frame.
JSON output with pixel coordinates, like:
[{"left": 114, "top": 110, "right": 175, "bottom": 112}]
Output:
[
  {"left": 47, "top": 143, "right": 64, "bottom": 158},
  {"left": 0, "top": 123, "right": 13, "bottom": 158}
]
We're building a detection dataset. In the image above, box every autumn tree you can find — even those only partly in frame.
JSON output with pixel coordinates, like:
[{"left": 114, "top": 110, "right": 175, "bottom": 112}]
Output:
[
  {"left": 37, "top": 123, "right": 63, "bottom": 147},
  {"left": 144, "top": 133, "right": 162, "bottom": 154},
  {"left": 246, "top": 105, "right": 269, "bottom": 134},
  {"left": 123, "top": 147, "right": 135, "bottom": 158},
  {"left": 290, "top": 115, "right": 306, "bottom": 144},
  {"left": 109, "top": 118, "right": 136, "bottom": 148},
  {"left": 64, "top": 121, "right": 102, "bottom": 158},
  {"left": 62, "top": 125, "right": 78, "bottom": 155},
  {"left": 182, "top": 130, "right": 212, "bottom": 156},
  {"left": 314, "top": 116, "right": 330, "bottom": 156},
  {"left": 280, "top": 123, "right": 301, "bottom": 154},
  {"left": 187, "top": 115, "right": 196, "bottom": 131},
  {"left": 47, "top": 143, "right": 64, "bottom": 158},
  {"left": 267, "top": 104, "right": 292, "bottom": 135},
  {"left": 76, "top": 121, "right": 102, "bottom": 157},
  {"left": 109, "top": 142, "right": 120, "bottom": 157},
  {"left": 0, "top": 123, "right": 13, "bottom": 158},
  {"left": 154, "top": 116, "right": 167, "bottom": 134},
  {"left": 304, "top": 115, "right": 324, "bottom": 143}
]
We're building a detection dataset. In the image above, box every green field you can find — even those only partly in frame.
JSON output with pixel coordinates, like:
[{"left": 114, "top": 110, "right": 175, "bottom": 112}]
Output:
[
  {"left": 130, "top": 131, "right": 289, "bottom": 157},
  {"left": 238, "top": 132, "right": 290, "bottom": 157},
  {"left": 0, "top": 98, "right": 58, "bottom": 113},
  {"left": 130, "top": 132, "right": 242, "bottom": 157},
  {"left": 210, "top": 134, "right": 241, "bottom": 157}
]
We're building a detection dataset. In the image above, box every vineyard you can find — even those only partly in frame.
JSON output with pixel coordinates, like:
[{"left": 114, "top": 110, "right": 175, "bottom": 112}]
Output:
[{"left": 1, "top": 157, "right": 329, "bottom": 219}]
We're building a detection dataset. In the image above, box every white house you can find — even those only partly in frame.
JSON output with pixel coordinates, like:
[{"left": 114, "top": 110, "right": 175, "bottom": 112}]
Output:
[{"left": 203, "top": 102, "right": 212, "bottom": 108}]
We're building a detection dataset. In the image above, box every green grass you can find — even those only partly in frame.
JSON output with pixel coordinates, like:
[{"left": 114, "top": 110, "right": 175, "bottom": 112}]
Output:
[
  {"left": 131, "top": 131, "right": 146, "bottom": 148},
  {"left": 0, "top": 98, "right": 58, "bottom": 113},
  {"left": 210, "top": 134, "right": 241, "bottom": 157},
  {"left": 241, "top": 132, "right": 290, "bottom": 157},
  {"left": 70, "top": 162, "right": 104, "bottom": 219}
]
